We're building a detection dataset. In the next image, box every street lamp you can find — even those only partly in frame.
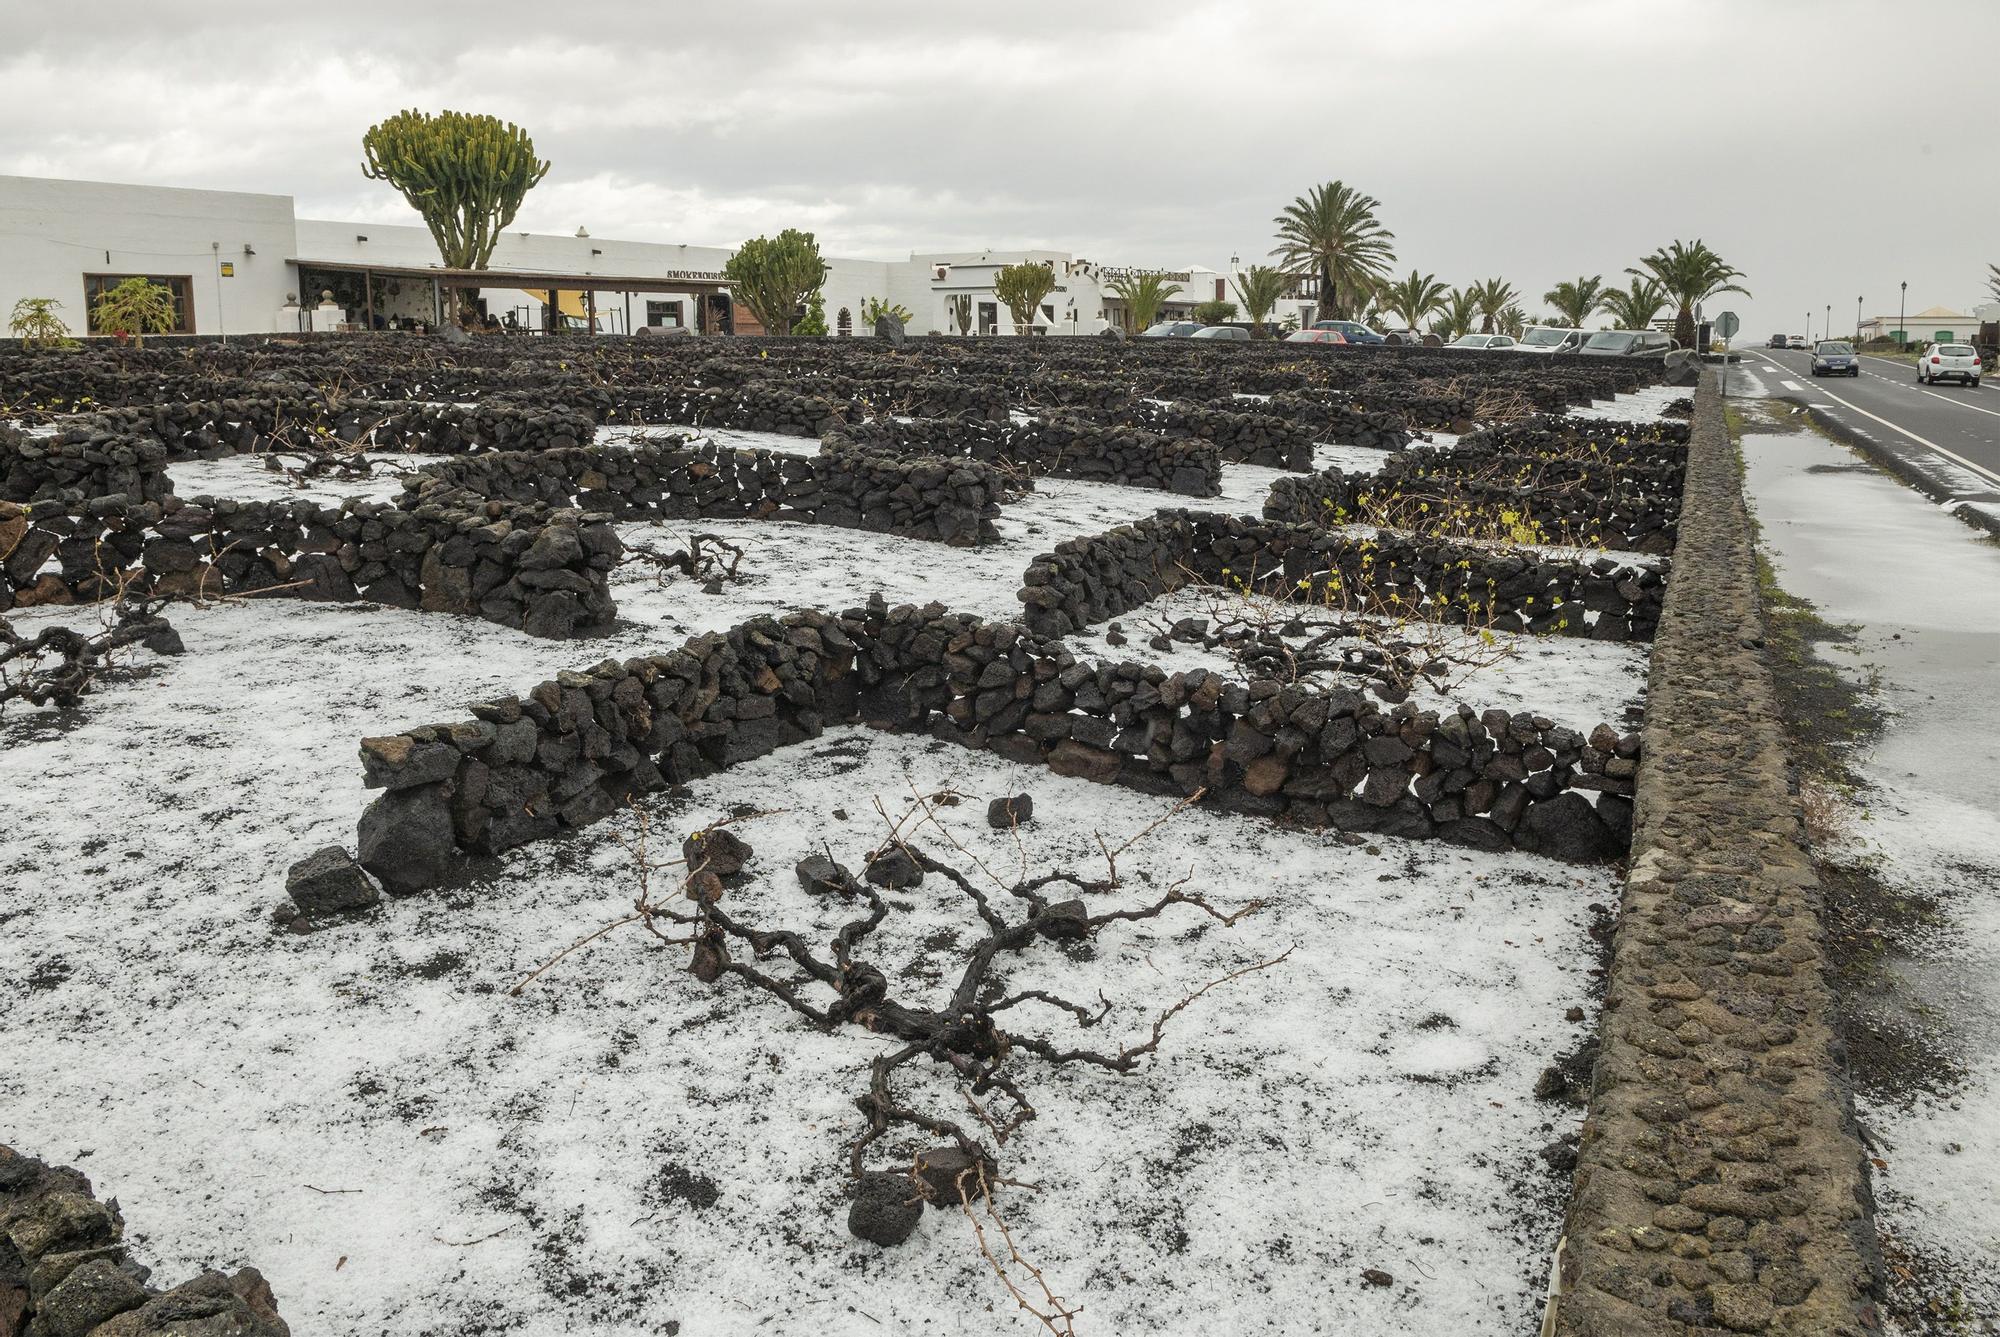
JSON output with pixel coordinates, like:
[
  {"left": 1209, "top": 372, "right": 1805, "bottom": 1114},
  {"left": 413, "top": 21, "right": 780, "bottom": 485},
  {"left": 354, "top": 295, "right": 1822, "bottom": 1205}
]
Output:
[
  {"left": 1825, "top": 305, "right": 1831, "bottom": 346},
  {"left": 1899, "top": 281, "right": 1907, "bottom": 349},
  {"left": 1856, "top": 296, "right": 1863, "bottom": 344},
  {"left": 1806, "top": 310, "right": 1812, "bottom": 343}
]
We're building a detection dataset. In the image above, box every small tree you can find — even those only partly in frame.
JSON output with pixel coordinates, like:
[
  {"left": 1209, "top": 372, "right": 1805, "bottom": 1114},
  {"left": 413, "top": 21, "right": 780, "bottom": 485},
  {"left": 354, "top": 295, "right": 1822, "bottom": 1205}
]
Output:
[
  {"left": 9, "top": 298, "right": 77, "bottom": 350},
  {"left": 860, "top": 296, "right": 913, "bottom": 328},
  {"left": 724, "top": 229, "right": 829, "bottom": 337},
  {"left": 1542, "top": 276, "right": 1606, "bottom": 329},
  {"left": 1473, "top": 277, "right": 1519, "bottom": 334},
  {"left": 1599, "top": 277, "right": 1669, "bottom": 331},
  {"left": 361, "top": 109, "right": 549, "bottom": 317},
  {"left": 1232, "top": 265, "right": 1289, "bottom": 336},
  {"left": 1381, "top": 270, "right": 1448, "bottom": 332},
  {"left": 795, "top": 291, "right": 828, "bottom": 336},
  {"left": 1497, "top": 303, "right": 1527, "bottom": 338},
  {"left": 1192, "top": 299, "right": 1238, "bottom": 325},
  {"left": 90, "top": 278, "right": 177, "bottom": 347},
  {"left": 1106, "top": 271, "right": 1183, "bottom": 331},
  {"left": 1432, "top": 286, "right": 1479, "bottom": 341},
  {"left": 993, "top": 262, "right": 1057, "bottom": 335}
]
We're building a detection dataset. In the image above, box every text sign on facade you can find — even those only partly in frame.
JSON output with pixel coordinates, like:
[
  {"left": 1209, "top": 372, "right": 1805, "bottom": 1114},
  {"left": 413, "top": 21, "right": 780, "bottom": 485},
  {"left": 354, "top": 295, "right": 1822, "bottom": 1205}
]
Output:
[{"left": 219, "top": 262, "right": 235, "bottom": 277}]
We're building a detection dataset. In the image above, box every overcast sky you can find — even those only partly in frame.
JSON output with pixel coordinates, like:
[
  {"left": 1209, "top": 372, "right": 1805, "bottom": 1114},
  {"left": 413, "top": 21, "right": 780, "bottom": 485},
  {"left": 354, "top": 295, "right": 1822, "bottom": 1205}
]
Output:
[{"left": 5, "top": 1, "right": 1995, "bottom": 339}]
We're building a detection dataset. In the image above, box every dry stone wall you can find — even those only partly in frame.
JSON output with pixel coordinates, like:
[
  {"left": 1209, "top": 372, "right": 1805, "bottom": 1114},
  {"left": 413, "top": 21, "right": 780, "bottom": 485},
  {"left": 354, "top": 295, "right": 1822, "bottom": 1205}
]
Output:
[
  {"left": 0, "top": 1144, "right": 289, "bottom": 1337},
  {"left": 351, "top": 598, "right": 1638, "bottom": 898}
]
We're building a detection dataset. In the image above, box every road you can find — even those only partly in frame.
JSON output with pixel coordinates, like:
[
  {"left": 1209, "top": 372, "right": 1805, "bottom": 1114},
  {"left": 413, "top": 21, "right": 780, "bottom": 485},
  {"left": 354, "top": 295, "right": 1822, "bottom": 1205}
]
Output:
[{"left": 1739, "top": 347, "right": 2000, "bottom": 523}]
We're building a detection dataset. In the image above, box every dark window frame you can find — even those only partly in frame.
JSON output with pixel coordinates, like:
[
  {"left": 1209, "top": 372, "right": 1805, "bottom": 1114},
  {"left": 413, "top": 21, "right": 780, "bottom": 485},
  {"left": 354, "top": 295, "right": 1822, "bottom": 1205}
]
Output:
[{"left": 82, "top": 273, "right": 196, "bottom": 335}]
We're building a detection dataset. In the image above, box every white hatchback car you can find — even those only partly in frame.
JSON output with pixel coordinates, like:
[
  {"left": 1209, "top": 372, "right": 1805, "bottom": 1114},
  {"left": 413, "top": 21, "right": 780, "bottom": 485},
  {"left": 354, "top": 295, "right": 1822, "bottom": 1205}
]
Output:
[
  {"left": 1917, "top": 342, "right": 1982, "bottom": 387},
  {"left": 1447, "top": 333, "right": 1518, "bottom": 350}
]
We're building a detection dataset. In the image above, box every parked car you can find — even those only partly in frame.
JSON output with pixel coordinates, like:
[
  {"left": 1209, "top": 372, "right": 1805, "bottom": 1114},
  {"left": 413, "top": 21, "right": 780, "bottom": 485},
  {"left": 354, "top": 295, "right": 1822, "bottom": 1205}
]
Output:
[
  {"left": 1917, "top": 342, "right": 1982, "bottom": 387},
  {"left": 1514, "top": 326, "right": 1587, "bottom": 354},
  {"left": 1579, "top": 329, "right": 1677, "bottom": 357},
  {"left": 1447, "top": 333, "right": 1518, "bottom": 350},
  {"left": 1190, "top": 325, "right": 1250, "bottom": 341},
  {"left": 1382, "top": 328, "right": 1428, "bottom": 345},
  {"left": 1139, "top": 320, "right": 1204, "bottom": 338},
  {"left": 1786, "top": 335, "right": 1809, "bottom": 350},
  {"left": 1283, "top": 328, "right": 1348, "bottom": 344},
  {"left": 1810, "top": 341, "right": 1859, "bottom": 377},
  {"left": 1311, "top": 319, "right": 1385, "bottom": 345},
  {"left": 1768, "top": 334, "right": 1788, "bottom": 349}
]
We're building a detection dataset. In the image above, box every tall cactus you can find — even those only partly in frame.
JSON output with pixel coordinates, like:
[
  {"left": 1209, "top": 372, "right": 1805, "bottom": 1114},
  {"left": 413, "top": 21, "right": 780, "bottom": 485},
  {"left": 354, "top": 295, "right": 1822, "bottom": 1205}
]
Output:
[
  {"left": 722, "top": 230, "right": 829, "bottom": 337},
  {"left": 361, "top": 110, "right": 550, "bottom": 285}
]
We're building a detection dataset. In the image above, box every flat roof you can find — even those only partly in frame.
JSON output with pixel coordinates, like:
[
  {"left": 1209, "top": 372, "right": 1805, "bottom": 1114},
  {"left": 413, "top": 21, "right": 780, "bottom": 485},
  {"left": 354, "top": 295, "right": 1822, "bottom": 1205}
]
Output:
[{"left": 291, "top": 258, "right": 731, "bottom": 292}]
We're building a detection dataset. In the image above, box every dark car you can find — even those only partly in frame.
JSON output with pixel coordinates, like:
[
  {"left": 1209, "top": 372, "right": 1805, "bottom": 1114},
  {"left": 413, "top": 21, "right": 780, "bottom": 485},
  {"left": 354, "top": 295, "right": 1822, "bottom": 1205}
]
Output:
[
  {"left": 1768, "top": 334, "right": 1788, "bottom": 349},
  {"left": 1810, "top": 341, "right": 1859, "bottom": 377},
  {"left": 1311, "top": 319, "right": 1385, "bottom": 345},
  {"left": 1579, "top": 329, "right": 1676, "bottom": 357}
]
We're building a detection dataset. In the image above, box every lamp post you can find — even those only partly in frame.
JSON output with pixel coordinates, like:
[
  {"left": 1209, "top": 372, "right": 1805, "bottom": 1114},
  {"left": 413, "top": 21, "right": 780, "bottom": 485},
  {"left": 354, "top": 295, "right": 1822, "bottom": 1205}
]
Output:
[
  {"left": 1806, "top": 310, "right": 1812, "bottom": 343},
  {"left": 1825, "top": 305, "right": 1830, "bottom": 346},
  {"left": 1899, "top": 281, "right": 1907, "bottom": 349},
  {"left": 1856, "top": 296, "right": 1863, "bottom": 344}
]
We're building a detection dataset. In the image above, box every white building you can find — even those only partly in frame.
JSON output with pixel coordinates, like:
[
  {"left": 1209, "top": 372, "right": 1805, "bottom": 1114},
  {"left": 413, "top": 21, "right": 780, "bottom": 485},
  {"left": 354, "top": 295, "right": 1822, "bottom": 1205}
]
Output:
[
  {"left": 1857, "top": 305, "right": 1985, "bottom": 344},
  {"left": 1, "top": 174, "right": 1280, "bottom": 341}
]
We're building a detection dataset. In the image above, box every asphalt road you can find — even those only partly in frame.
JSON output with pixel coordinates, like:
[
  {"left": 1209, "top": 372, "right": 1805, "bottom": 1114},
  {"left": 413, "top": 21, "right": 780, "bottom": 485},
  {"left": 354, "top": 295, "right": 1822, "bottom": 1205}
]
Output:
[{"left": 1742, "top": 347, "right": 2000, "bottom": 517}]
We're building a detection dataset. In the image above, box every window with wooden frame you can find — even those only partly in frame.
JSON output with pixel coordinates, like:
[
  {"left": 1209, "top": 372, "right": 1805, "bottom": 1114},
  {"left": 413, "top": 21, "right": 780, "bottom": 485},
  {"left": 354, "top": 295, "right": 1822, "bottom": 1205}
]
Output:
[{"left": 83, "top": 274, "right": 196, "bottom": 335}]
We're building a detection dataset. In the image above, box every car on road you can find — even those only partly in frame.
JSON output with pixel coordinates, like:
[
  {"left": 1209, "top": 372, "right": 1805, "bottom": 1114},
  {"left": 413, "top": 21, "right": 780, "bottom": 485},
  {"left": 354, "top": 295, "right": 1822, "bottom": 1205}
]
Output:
[
  {"left": 1447, "top": 333, "right": 1518, "bottom": 350},
  {"left": 1917, "top": 343, "right": 1981, "bottom": 387},
  {"left": 1283, "top": 328, "right": 1348, "bottom": 344},
  {"left": 1768, "top": 334, "right": 1788, "bottom": 349},
  {"left": 1189, "top": 325, "right": 1250, "bottom": 341},
  {"left": 1786, "top": 335, "right": 1809, "bottom": 350},
  {"left": 1514, "top": 326, "right": 1587, "bottom": 354},
  {"left": 1579, "top": 329, "right": 1676, "bottom": 357},
  {"left": 1811, "top": 341, "right": 1859, "bottom": 377},
  {"left": 1139, "top": 320, "right": 1205, "bottom": 338},
  {"left": 1311, "top": 319, "right": 1385, "bottom": 345}
]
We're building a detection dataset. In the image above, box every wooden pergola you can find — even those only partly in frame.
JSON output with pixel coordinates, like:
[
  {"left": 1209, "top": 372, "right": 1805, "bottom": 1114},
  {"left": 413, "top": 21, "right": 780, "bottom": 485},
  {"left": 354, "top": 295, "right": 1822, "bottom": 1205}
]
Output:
[{"left": 289, "top": 258, "right": 736, "bottom": 334}]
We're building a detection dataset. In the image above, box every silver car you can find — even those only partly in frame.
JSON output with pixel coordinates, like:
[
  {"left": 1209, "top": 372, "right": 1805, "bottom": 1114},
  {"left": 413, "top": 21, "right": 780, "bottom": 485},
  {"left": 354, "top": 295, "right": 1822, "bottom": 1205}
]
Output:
[
  {"left": 1190, "top": 325, "right": 1250, "bottom": 341},
  {"left": 1514, "top": 326, "right": 1587, "bottom": 354}
]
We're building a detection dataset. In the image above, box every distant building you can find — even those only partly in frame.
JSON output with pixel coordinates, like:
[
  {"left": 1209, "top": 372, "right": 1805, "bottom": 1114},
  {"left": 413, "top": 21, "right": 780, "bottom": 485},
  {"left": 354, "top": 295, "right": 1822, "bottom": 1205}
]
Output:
[
  {"left": 0, "top": 174, "right": 1268, "bottom": 339},
  {"left": 1858, "top": 305, "right": 1983, "bottom": 344}
]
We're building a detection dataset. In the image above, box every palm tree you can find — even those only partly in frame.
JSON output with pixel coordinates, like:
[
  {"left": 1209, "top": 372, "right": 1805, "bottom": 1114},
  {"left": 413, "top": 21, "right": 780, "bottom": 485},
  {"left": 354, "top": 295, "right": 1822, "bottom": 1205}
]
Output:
[
  {"left": 1628, "top": 240, "right": 1750, "bottom": 348},
  {"left": 1542, "top": 276, "right": 1606, "bottom": 330},
  {"left": 1232, "top": 264, "right": 1290, "bottom": 336},
  {"left": 1106, "top": 271, "right": 1183, "bottom": 332},
  {"left": 1432, "top": 286, "right": 1480, "bottom": 342},
  {"left": 1380, "top": 270, "right": 1448, "bottom": 334},
  {"left": 1496, "top": 303, "right": 1528, "bottom": 338},
  {"left": 1598, "top": 277, "right": 1669, "bottom": 331},
  {"left": 1270, "top": 181, "right": 1396, "bottom": 322},
  {"left": 1473, "top": 278, "right": 1519, "bottom": 334},
  {"left": 1987, "top": 262, "right": 2000, "bottom": 303}
]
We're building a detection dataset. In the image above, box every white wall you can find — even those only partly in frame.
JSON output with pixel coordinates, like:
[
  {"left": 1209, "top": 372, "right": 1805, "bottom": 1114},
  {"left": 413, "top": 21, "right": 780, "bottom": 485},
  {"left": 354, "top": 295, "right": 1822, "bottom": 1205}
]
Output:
[{"left": 0, "top": 175, "right": 298, "bottom": 338}]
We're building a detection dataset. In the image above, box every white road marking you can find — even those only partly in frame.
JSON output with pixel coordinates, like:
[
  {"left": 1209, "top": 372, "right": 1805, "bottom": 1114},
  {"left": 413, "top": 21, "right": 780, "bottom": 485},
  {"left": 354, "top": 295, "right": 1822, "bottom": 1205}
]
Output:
[
  {"left": 1753, "top": 353, "right": 2000, "bottom": 489},
  {"left": 1780, "top": 379, "right": 1805, "bottom": 391}
]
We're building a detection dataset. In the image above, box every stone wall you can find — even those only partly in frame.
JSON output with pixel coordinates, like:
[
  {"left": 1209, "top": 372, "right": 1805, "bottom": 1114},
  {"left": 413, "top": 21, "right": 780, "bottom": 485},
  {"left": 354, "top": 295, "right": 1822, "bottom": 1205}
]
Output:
[
  {"left": 406, "top": 436, "right": 1005, "bottom": 546},
  {"left": 351, "top": 598, "right": 1638, "bottom": 897},
  {"left": 1016, "top": 510, "right": 1668, "bottom": 642},
  {"left": 0, "top": 489, "right": 615, "bottom": 634},
  {"left": 1549, "top": 373, "right": 1881, "bottom": 1335},
  {"left": 1, "top": 424, "right": 169, "bottom": 505},
  {"left": 0, "top": 1144, "right": 289, "bottom": 1337},
  {"left": 824, "top": 415, "right": 1224, "bottom": 496}
]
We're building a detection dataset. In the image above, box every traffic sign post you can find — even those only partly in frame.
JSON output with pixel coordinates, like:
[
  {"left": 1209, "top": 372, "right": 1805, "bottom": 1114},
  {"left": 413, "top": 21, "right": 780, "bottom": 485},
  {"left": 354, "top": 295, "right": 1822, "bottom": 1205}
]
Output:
[{"left": 1716, "top": 311, "right": 1740, "bottom": 396}]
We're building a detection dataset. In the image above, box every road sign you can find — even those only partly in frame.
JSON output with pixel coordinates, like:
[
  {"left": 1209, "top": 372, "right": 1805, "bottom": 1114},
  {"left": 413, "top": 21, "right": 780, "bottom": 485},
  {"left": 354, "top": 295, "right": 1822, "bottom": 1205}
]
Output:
[{"left": 1716, "top": 311, "right": 1740, "bottom": 339}]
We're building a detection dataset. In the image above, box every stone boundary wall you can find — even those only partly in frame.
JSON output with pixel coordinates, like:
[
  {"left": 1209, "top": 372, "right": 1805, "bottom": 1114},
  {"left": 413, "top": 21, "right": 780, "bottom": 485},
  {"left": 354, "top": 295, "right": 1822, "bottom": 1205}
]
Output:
[
  {"left": 824, "top": 415, "right": 1224, "bottom": 496},
  {"left": 0, "top": 490, "right": 614, "bottom": 634},
  {"left": 1549, "top": 372, "right": 1881, "bottom": 1335},
  {"left": 1017, "top": 510, "right": 1668, "bottom": 642},
  {"left": 0, "top": 1143, "right": 290, "bottom": 1336},
  {"left": 1265, "top": 437, "right": 1684, "bottom": 555},
  {"left": 1094, "top": 400, "right": 1316, "bottom": 469},
  {"left": 405, "top": 437, "right": 1005, "bottom": 547},
  {"left": 1, "top": 423, "right": 170, "bottom": 505},
  {"left": 350, "top": 599, "right": 1638, "bottom": 897}
]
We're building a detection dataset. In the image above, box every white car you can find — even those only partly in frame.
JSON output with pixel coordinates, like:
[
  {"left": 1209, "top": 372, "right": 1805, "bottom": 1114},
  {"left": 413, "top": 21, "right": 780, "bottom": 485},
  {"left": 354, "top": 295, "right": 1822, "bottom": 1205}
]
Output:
[
  {"left": 1513, "top": 326, "right": 1587, "bottom": 354},
  {"left": 1787, "top": 335, "right": 1809, "bottom": 350},
  {"left": 1446, "top": 333, "right": 1518, "bottom": 349},
  {"left": 1917, "top": 342, "right": 1982, "bottom": 387}
]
